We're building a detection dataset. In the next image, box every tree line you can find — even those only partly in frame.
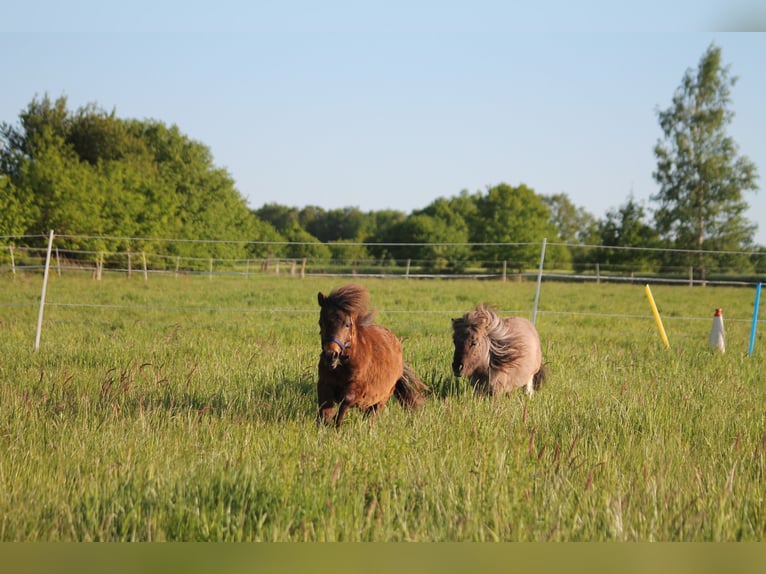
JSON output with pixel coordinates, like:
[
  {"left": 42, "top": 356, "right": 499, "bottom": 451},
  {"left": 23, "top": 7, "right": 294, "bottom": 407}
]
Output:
[{"left": 1, "top": 45, "right": 762, "bottom": 276}]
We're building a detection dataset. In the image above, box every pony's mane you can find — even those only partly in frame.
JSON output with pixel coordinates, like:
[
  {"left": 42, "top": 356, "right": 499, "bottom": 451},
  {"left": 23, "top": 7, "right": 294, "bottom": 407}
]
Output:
[
  {"left": 325, "top": 284, "right": 376, "bottom": 325},
  {"left": 458, "top": 304, "right": 520, "bottom": 369}
]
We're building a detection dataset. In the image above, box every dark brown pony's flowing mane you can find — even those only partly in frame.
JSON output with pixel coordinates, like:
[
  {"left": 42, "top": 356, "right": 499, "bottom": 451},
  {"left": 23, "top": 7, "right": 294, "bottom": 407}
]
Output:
[{"left": 324, "top": 284, "right": 376, "bottom": 325}]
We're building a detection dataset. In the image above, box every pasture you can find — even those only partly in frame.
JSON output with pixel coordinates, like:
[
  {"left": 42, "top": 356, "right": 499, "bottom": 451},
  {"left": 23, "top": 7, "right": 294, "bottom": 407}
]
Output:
[{"left": 0, "top": 273, "right": 763, "bottom": 541}]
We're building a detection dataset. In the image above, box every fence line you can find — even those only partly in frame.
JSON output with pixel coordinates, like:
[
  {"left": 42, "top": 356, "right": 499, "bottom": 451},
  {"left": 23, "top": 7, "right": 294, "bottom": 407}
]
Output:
[
  {"left": 5, "top": 288, "right": 763, "bottom": 352},
  {"left": 29, "top": 302, "right": 761, "bottom": 324},
  {"left": 33, "top": 233, "right": 766, "bottom": 256},
  {"left": 13, "top": 301, "right": 761, "bottom": 352},
  {"left": 2, "top": 243, "right": 764, "bottom": 286},
  {"left": 1, "top": 232, "right": 763, "bottom": 352}
]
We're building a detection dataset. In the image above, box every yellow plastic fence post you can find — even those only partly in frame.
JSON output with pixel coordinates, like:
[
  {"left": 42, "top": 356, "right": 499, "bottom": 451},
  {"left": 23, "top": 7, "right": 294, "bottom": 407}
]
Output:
[{"left": 644, "top": 284, "right": 670, "bottom": 349}]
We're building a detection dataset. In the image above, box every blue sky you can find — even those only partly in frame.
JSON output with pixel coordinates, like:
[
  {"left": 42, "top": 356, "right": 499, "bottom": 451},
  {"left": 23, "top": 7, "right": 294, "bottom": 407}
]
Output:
[{"left": 3, "top": 2, "right": 765, "bottom": 244}]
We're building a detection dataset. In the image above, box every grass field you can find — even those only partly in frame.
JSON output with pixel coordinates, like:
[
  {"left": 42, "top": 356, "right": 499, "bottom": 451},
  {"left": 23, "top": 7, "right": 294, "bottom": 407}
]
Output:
[{"left": 0, "top": 273, "right": 763, "bottom": 541}]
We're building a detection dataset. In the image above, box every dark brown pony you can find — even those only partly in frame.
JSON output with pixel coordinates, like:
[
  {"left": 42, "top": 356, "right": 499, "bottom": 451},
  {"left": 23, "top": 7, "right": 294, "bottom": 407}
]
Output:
[
  {"left": 316, "top": 284, "right": 427, "bottom": 427},
  {"left": 452, "top": 304, "right": 548, "bottom": 396}
]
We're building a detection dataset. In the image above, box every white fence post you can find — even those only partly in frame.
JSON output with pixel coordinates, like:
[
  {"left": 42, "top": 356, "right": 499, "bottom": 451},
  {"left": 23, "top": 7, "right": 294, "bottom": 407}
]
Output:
[
  {"left": 9, "top": 245, "right": 15, "bottom": 277},
  {"left": 34, "top": 230, "right": 55, "bottom": 352},
  {"left": 96, "top": 251, "right": 103, "bottom": 280},
  {"left": 532, "top": 238, "right": 547, "bottom": 325}
]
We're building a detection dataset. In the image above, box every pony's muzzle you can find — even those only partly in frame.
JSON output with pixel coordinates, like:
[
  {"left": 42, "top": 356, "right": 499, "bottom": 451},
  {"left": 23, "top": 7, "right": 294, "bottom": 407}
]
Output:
[
  {"left": 322, "top": 349, "right": 341, "bottom": 368},
  {"left": 321, "top": 339, "right": 347, "bottom": 369},
  {"left": 452, "top": 360, "right": 463, "bottom": 376}
]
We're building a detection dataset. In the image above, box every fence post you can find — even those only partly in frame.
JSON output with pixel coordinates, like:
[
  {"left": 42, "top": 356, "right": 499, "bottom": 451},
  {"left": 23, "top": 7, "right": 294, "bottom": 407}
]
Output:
[
  {"left": 301, "top": 258, "right": 306, "bottom": 279},
  {"left": 55, "top": 248, "right": 61, "bottom": 277},
  {"left": 595, "top": 263, "right": 600, "bottom": 284},
  {"left": 502, "top": 260, "right": 507, "bottom": 282},
  {"left": 175, "top": 256, "right": 180, "bottom": 278},
  {"left": 748, "top": 283, "right": 762, "bottom": 356},
  {"left": 9, "top": 245, "right": 15, "bottom": 277},
  {"left": 96, "top": 251, "right": 103, "bottom": 280},
  {"left": 127, "top": 252, "right": 132, "bottom": 278},
  {"left": 142, "top": 251, "right": 148, "bottom": 281},
  {"left": 209, "top": 258, "right": 213, "bottom": 280},
  {"left": 532, "top": 238, "right": 547, "bottom": 326},
  {"left": 689, "top": 266, "right": 693, "bottom": 287},
  {"left": 34, "top": 230, "right": 55, "bottom": 352},
  {"left": 405, "top": 259, "right": 411, "bottom": 278}
]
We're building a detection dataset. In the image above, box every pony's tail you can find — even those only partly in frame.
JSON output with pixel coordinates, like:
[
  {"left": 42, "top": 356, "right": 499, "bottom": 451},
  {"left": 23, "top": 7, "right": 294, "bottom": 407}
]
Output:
[
  {"left": 394, "top": 363, "right": 429, "bottom": 409},
  {"left": 533, "top": 363, "right": 550, "bottom": 391}
]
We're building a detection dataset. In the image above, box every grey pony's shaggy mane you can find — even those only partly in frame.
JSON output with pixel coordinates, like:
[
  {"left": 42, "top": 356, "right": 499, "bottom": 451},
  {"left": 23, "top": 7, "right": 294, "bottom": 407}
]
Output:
[{"left": 454, "top": 304, "right": 525, "bottom": 370}]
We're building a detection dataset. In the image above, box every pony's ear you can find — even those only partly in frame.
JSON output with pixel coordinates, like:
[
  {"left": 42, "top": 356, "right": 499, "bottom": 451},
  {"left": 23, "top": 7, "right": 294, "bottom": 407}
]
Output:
[{"left": 317, "top": 292, "right": 326, "bottom": 307}]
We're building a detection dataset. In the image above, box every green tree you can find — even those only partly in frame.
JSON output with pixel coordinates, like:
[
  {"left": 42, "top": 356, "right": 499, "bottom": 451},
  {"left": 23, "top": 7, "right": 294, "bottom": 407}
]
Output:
[
  {"left": 1, "top": 95, "right": 83, "bottom": 241},
  {"left": 281, "top": 223, "right": 331, "bottom": 260},
  {"left": 254, "top": 203, "right": 301, "bottom": 233},
  {"left": 7, "top": 121, "right": 103, "bottom": 247},
  {"left": 301, "top": 206, "right": 372, "bottom": 242},
  {"left": 595, "top": 197, "right": 661, "bottom": 273},
  {"left": 469, "top": 183, "right": 564, "bottom": 271},
  {"left": 752, "top": 247, "right": 766, "bottom": 274},
  {"left": 410, "top": 197, "right": 472, "bottom": 271},
  {"left": 0, "top": 175, "right": 30, "bottom": 237},
  {"left": 445, "top": 189, "right": 480, "bottom": 225},
  {"left": 67, "top": 103, "right": 148, "bottom": 165},
  {"left": 246, "top": 217, "right": 286, "bottom": 259},
  {"left": 541, "top": 192, "right": 597, "bottom": 244},
  {"left": 326, "top": 239, "right": 371, "bottom": 269},
  {"left": 0, "top": 95, "right": 260, "bottom": 263},
  {"left": 364, "top": 209, "right": 408, "bottom": 262},
  {"left": 135, "top": 120, "right": 256, "bottom": 258},
  {"left": 652, "top": 43, "right": 759, "bottom": 278},
  {"left": 0, "top": 94, "right": 69, "bottom": 178},
  {"left": 381, "top": 213, "right": 469, "bottom": 272}
]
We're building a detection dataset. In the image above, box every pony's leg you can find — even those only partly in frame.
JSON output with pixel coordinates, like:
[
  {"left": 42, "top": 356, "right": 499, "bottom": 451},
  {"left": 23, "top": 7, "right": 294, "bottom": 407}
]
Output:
[
  {"left": 363, "top": 402, "right": 386, "bottom": 420},
  {"left": 317, "top": 383, "right": 337, "bottom": 426},
  {"left": 317, "top": 403, "right": 336, "bottom": 426},
  {"left": 471, "top": 375, "right": 492, "bottom": 396},
  {"left": 363, "top": 405, "right": 377, "bottom": 418},
  {"left": 334, "top": 400, "right": 351, "bottom": 428},
  {"left": 524, "top": 376, "right": 535, "bottom": 396}
]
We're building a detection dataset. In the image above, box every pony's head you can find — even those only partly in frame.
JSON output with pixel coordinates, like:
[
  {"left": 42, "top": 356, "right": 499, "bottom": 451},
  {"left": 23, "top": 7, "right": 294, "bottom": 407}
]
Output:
[
  {"left": 451, "top": 304, "right": 507, "bottom": 379},
  {"left": 317, "top": 284, "right": 374, "bottom": 369}
]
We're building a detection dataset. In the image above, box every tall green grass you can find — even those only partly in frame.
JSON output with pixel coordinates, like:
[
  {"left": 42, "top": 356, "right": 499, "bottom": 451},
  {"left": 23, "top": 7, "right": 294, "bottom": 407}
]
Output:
[{"left": 0, "top": 273, "right": 763, "bottom": 540}]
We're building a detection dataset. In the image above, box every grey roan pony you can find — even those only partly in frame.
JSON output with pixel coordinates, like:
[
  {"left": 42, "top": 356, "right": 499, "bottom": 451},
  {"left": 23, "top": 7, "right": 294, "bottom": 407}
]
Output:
[{"left": 451, "top": 304, "right": 548, "bottom": 396}]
